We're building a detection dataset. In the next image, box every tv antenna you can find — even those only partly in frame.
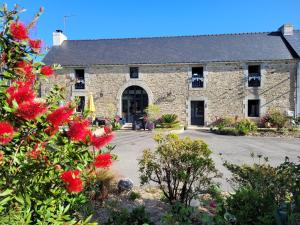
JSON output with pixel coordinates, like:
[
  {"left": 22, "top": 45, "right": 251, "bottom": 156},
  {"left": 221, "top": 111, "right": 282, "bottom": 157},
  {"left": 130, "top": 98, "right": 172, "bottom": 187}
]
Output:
[{"left": 63, "top": 14, "right": 76, "bottom": 35}]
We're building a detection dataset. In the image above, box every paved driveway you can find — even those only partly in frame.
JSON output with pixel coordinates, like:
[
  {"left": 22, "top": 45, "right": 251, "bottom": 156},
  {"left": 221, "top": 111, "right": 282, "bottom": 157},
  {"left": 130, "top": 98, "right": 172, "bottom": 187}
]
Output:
[{"left": 111, "top": 130, "right": 300, "bottom": 191}]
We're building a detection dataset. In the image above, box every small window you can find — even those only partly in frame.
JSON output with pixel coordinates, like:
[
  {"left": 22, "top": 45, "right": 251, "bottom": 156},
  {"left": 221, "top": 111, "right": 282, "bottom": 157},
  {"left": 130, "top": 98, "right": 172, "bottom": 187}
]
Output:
[
  {"left": 76, "top": 96, "right": 85, "bottom": 112},
  {"left": 75, "top": 69, "right": 85, "bottom": 89},
  {"left": 248, "top": 99, "right": 260, "bottom": 117},
  {"left": 130, "top": 67, "right": 139, "bottom": 79},
  {"left": 248, "top": 65, "right": 261, "bottom": 87},
  {"left": 192, "top": 67, "right": 204, "bottom": 88}
]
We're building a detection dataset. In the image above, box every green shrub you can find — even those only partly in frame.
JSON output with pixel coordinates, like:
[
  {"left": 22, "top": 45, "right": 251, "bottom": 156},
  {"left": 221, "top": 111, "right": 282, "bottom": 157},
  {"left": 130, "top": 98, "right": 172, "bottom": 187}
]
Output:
[
  {"left": 226, "top": 186, "right": 276, "bottom": 225},
  {"left": 161, "top": 202, "right": 195, "bottom": 225},
  {"left": 139, "top": 133, "right": 220, "bottom": 206},
  {"left": 128, "top": 191, "right": 141, "bottom": 201},
  {"left": 105, "top": 206, "right": 154, "bottom": 225},
  {"left": 235, "top": 118, "right": 257, "bottom": 135},
  {"left": 268, "top": 109, "right": 288, "bottom": 129},
  {"left": 212, "top": 127, "right": 239, "bottom": 136},
  {"left": 158, "top": 114, "right": 180, "bottom": 128},
  {"left": 222, "top": 156, "right": 300, "bottom": 225}
]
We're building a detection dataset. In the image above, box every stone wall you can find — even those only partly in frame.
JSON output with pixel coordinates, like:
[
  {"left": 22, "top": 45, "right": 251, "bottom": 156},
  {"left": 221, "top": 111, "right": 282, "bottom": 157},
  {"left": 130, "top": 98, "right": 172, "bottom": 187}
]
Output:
[{"left": 41, "top": 60, "right": 297, "bottom": 126}]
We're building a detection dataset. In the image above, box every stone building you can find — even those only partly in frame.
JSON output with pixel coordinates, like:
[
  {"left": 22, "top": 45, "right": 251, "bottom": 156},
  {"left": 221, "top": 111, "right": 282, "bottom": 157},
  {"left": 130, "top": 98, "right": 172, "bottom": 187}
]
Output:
[{"left": 42, "top": 24, "right": 300, "bottom": 126}]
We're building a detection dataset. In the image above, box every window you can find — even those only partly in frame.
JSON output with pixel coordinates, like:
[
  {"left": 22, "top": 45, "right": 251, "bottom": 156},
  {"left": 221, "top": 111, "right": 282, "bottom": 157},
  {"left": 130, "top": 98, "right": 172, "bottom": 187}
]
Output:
[
  {"left": 76, "top": 96, "right": 85, "bottom": 112},
  {"left": 248, "top": 65, "right": 261, "bottom": 87},
  {"left": 248, "top": 99, "right": 260, "bottom": 117},
  {"left": 75, "top": 69, "right": 85, "bottom": 89},
  {"left": 192, "top": 67, "right": 204, "bottom": 88},
  {"left": 130, "top": 67, "right": 139, "bottom": 79}
]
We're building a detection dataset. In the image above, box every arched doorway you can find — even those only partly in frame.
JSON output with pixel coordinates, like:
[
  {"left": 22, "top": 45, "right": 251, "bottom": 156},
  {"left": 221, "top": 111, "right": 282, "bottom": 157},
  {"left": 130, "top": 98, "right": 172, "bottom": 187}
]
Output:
[{"left": 122, "top": 86, "right": 148, "bottom": 123}]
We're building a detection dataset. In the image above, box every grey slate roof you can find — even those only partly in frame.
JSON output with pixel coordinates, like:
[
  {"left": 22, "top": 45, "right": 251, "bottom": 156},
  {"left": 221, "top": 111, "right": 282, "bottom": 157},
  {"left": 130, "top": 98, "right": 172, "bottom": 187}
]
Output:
[
  {"left": 284, "top": 30, "right": 300, "bottom": 57},
  {"left": 43, "top": 31, "right": 298, "bottom": 66}
]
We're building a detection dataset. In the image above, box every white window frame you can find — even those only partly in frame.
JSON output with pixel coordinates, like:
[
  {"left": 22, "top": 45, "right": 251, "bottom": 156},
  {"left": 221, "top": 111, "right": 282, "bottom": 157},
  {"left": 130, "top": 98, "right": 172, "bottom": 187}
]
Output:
[
  {"left": 74, "top": 68, "right": 86, "bottom": 90},
  {"left": 243, "top": 96, "right": 266, "bottom": 118},
  {"left": 244, "top": 63, "right": 265, "bottom": 89},
  {"left": 188, "top": 65, "right": 207, "bottom": 90}
]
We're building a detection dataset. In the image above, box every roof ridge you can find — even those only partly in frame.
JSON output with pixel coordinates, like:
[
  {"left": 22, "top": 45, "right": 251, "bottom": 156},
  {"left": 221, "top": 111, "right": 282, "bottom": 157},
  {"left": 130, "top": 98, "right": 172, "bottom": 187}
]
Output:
[{"left": 66, "top": 30, "right": 279, "bottom": 42}]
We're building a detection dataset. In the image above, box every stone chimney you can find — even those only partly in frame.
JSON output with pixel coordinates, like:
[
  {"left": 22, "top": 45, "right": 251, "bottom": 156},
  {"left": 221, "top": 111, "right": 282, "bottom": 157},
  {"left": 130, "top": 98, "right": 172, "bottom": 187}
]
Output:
[
  {"left": 279, "top": 24, "right": 293, "bottom": 36},
  {"left": 53, "top": 30, "right": 67, "bottom": 46}
]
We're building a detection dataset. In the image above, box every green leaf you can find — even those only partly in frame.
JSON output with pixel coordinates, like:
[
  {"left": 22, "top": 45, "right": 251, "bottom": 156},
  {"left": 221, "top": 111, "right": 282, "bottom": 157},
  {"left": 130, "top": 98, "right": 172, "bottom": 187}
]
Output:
[
  {"left": 0, "top": 189, "right": 13, "bottom": 197},
  {"left": 15, "top": 195, "right": 24, "bottom": 205},
  {"left": 0, "top": 196, "right": 12, "bottom": 206},
  {"left": 3, "top": 106, "right": 12, "bottom": 112}
]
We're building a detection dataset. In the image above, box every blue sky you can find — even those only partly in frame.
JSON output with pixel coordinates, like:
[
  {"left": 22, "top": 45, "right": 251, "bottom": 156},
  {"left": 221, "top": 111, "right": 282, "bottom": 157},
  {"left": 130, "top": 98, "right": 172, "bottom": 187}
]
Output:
[{"left": 4, "top": 0, "right": 300, "bottom": 49}]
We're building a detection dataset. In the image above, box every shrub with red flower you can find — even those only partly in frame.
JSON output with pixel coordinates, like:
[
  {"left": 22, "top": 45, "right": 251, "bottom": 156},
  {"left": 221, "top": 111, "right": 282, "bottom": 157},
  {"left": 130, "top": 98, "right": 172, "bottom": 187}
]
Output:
[
  {"left": 91, "top": 133, "right": 114, "bottom": 149},
  {"left": 46, "top": 104, "right": 74, "bottom": 128},
  {"left": 94, "top": 153, "right": 113, "bottom": 168},
  {"left": 14, "top": 101, "right": 47, "bottom": 120},
  {"left": 6, "top": 82, "right": 35, "bottom": 105},
  {"left": 40, "top": 65, "right": 54, "bottom": 77},
  {"left": 60, "top": 170, "right": 83, "bottom": 193},
  {"left": 29, "top": 39, "right": 42, "bottom": 52},
  {"left": 9, "top": 22, "right": 28, "bottom": 40},
  {"left": 0, "top": 121, "right": 14, "bottom": 144},
  {"left": 15, "top": 61, "right": 35, "bottom": 83},
  {"left": 0, "top": 5, "right": 115, "bottom": 223},
  {"left": 67, "top": 117, "right": 90, "bottom": 142}
]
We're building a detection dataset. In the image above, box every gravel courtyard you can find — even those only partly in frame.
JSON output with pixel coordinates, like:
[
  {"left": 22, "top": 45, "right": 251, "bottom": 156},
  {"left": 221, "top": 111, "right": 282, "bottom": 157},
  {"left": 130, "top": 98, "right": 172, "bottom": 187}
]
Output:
[{"left": 111, "top": 130, "right": 300, "bottom": 191}]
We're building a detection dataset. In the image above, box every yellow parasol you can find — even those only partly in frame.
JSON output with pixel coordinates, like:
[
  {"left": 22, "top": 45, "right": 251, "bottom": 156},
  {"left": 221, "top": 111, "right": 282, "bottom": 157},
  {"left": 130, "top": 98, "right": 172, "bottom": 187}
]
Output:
[{"left": 87, "top": 92, "right": 96, "bottom": 120}]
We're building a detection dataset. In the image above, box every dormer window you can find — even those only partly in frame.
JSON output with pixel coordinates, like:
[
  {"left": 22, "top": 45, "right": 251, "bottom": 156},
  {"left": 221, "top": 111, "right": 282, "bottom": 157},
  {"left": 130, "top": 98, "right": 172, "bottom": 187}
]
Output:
[
  {"left": 75, "top": 69, "right": 85, "bottom": 89},
  {"left": 192, "top": 67, "right": 204, "bottom": 88},
  {"left": 248, "top": 65, "right": 261, "bottom": 87},
  {"left": 130, "top": 67, "right": 139, "bottom": 79}
]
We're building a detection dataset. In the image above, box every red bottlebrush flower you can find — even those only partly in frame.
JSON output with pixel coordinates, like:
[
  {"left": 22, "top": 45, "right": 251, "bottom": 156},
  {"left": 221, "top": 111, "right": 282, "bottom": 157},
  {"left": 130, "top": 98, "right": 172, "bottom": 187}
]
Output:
[
  {"left": 27, "top": 149, "right": 41, "bottom": 159},
  {"left": 10, "top": 22, "right": 28, "bottom": 40},
  {"left": 104, "top": 126, "right": 112, "bottom": 134},
  {"left": 44, "top": 126, "right": 59, "bottom": 137},
  {"left": 0, "top": 121, "right": 14, "bottom": 144},
  {"left": 67, "top": 118, "right": 90, "bottom": 142},
  {"left": 15, "top": 101, "right": 47, "bottom": 120},
  {"left": 91, "top": 134, "right": 113, "bottom": 149},
  {"left": 40, "top": 65, "right": 54, "bottom": 77},
  {"left": 27, "top": 143, "right": 45, "bottom": 159},
  {"left": 15, "top": 61, "right": 35, "bottom": 83},
  {"left": 94, "top": 153, "right": 113, "bottom": 168},
  {"left": 46, "top": 104, "right": 74, "bottom": 128},
  {"left": 16, "top": 61, "right": 32, "bottom": 75},
  {"left": 60, "top": 170, "right": 83, "bottom": 193},
  {"left": 6, "top": 83, "right": 35, "bottom": 106},
  {"left": 29, "top": 39, "right": 42, "bottom": 52}
]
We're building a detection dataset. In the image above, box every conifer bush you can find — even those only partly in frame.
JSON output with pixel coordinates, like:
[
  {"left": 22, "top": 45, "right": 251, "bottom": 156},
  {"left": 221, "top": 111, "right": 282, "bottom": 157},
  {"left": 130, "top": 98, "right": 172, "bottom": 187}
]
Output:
[{"left": 0, "top": 5, "right": 114, "bottom": 224}]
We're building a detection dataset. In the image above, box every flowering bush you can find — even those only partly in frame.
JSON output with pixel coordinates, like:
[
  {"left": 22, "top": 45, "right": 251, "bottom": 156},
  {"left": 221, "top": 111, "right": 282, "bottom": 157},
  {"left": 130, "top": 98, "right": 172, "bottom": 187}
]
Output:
[
  {"left": 0, "top": 5, "right": 114, "bottom": 224},
  {"left": 260, "top": 109, "right": 288, "bottom": 129}
]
